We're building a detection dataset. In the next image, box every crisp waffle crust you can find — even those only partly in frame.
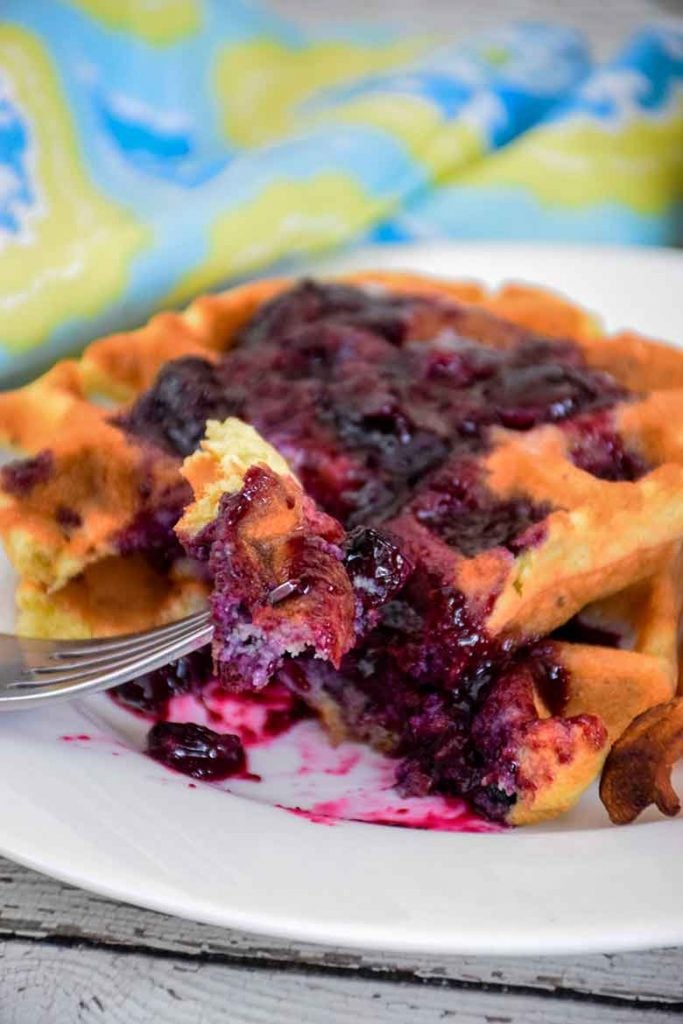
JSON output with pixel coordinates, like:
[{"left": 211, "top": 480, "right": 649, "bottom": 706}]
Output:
[{"left": 1, "top": 269, "right": 682, "bottom": 825}]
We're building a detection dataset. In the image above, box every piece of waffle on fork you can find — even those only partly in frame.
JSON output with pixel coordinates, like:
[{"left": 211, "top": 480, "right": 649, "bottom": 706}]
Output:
[{"left": 1, "top": 270, "right": 682, "bottom": 826}]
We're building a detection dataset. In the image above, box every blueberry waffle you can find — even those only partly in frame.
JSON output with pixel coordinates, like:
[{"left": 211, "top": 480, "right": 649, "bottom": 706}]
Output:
[{"left": 2, "top": 272, "right": 682, "bottom": 825}]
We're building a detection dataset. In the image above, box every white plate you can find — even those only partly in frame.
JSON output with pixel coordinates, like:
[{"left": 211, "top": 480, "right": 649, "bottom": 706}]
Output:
[{"left": 1, "top": 242, "right": 682, "bottom": 957}]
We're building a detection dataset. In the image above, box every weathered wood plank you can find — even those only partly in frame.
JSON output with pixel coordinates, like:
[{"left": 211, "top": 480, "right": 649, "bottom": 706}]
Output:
[
  {"left": 0, "top": 859, "right": 681, "bottom": 1004},
  {"left": 1, "top": 939, "right": 681, "bottom": 1024}
]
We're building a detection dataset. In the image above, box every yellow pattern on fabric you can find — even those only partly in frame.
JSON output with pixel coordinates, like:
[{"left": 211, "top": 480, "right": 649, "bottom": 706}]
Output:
[
  {"left": 467, "top": 98, "right": 683, "bottom": 215},
  {"left": 168, "top": 174, "right": 385, "bottom": 304},
  {"left": 214, "top": 36, "right": 426, "bottom": 147},
  {"left": 0, "top": 27, "right": 149, "bottom": 353},
  {"left": 68, "top": 0, "right": 201, "bottom": 45},
  {"left": 310, "top": 94, "right": 484, "bottom": 181}
]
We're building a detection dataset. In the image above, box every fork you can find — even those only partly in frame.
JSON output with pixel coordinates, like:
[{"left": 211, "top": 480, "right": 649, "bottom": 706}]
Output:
[{"left": 0, "top": 610, "right": 213, "bottom": 710}]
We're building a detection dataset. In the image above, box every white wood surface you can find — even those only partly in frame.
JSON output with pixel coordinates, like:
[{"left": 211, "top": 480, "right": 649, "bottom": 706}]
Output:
[
  {"left": 2, "top": 938, "right": 682, "bottom": 1024},
  {"left": 1, "top": 858, "right": 681, "bottom": 1022},
  {"left": 0, "top": 857, "right": 682, "bottom": 1002},
  {"left": 4, "top": 2, "right": 683, "bottom": 1021}
]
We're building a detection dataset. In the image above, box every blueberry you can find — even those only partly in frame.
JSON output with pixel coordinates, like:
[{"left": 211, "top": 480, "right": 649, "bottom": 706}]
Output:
[{"left": 146, "top": 722, "right": 246, "bottom": 781}]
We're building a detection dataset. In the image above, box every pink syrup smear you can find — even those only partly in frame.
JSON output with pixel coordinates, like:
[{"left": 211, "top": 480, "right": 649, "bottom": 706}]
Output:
[
  {"left": 59, "top": 734, "right": 91, "bottom": 742},
  {"left": 168, "top": 682, "right": 307, "bottom": 748},
  {"left": 322, "top": 751, "right": 362, "bottom": 777},
  {"left": 131, "top": 685, "right": 499, "bottom": 833},
  {"left": 293, "top": 732, "right": 362, "bottom": 778},
  {"left": 283, "top": 796, "right": 500, "bottom": 832}
]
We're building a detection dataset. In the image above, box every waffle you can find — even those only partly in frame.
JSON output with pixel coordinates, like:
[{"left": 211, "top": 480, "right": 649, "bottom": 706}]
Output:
[
  {"left": 16, "top": 556, "right": 208, "bottom": 639},
  {"left": 175, "top": 412, "right": 683, "bottom": 824},
  {"left": 176, "top": 419, "right": 359, "bottom": 688},
  {"left": 3, "top": 273, "right": 683, "bottom": 602},
  {"left": 175, "top": 417, "right": 610, "bottom": 825},
  {"left": 551, "top": 545, "right": 683, "bottom": 743},
  {"left": 1, "top": 270, "right": 682, "bottom": 826}
]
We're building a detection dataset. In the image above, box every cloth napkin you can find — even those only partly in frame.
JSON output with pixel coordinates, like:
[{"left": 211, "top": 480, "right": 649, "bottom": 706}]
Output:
[{"left": 1, "top": 1, "right": 681, "bottom": 379}]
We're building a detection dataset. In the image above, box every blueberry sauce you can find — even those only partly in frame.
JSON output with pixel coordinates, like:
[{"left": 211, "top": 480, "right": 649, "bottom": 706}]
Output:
[
  {"left": 116, "top": 356, "right": 237, "bottom": 458},
  {"left": 146, "top": 721, "right": 246, "bottom": 781},
  {"left": 343, "top": 525, "right": 412, "bottom": 633},
  {"left": 285, "top": 641, "right": 588, "bottom": 823},
  {"left": 566, "top": 414, "right": 649, "bottom": 482},
  {"left": 282, "top": 795, "right": 496, "bottom": 832},
  {"left": 488, "top": 362, "right": 624, "bottom": 431},
  {"left": 203, "top": 682, "right": 311, "bottom": 745},
  {"left": 1, "top": 450, "right": 54, "bottom": 496},
  {"left": 108, "top": 280, "right": 636, "bottom": 820},
  {"left": 113, "top": 648, "right": 213, "bottom": 718},
  {"left": 120, "top": 282, "right": 631, "bottom": 529},
  {"left": 115, "top": 484, "right": 191, "bottom": 574},
  {"left": 234, "top": 278, "right": 426, "bottom": 348},
  {"left": 55, "top": 505, "right": 82, "bottom": 530},
  {"left": 398, "top": 455, "right": 550, "bottom": 558}
]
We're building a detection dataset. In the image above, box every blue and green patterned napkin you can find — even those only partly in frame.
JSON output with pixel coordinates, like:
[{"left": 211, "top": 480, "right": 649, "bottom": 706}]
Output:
[{"left": 1, "top": 1, "right": 681, "bottom": 377}]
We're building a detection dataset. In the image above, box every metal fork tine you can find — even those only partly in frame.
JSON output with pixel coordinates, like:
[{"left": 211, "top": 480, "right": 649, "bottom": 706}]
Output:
[
  {"left": 17, "top": 618, "right": 210, "bottom": 686},
  {"left": 7, "top": 621, "right": 214, "bottom": 693},
  {"left": 48, "top": 610, "right": 210, "bottom": 659},
  {"left": 32, "top": 614, "right": 211, "bottom": 675}
]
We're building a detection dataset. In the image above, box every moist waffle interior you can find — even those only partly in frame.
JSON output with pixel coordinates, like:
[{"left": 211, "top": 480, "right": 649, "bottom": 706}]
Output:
[{"left": 1, "top": 271, "right": 682, "bottom": 825}]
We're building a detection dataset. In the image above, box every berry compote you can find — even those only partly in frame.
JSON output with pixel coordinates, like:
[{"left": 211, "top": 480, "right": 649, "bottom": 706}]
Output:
[
  {"left": 109, "top": 280, "right": 642, "bottom": 818},
  {"left": 147, "top": 721, "right": 246, "bottom": 781}
]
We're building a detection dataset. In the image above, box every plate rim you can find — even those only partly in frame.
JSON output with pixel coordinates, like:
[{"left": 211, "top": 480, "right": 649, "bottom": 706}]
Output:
[{"left": 1, "top": 240, "right": 682, "bottom": 956}]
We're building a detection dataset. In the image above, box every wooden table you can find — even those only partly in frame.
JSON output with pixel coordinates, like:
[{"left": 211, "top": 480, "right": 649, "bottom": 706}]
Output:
[
  {"left": 3, "top": 1, "right": 682, "bottom": 1020},
  {"left": 1, "top": 856, "right": 681, "bottom": 1022}
]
